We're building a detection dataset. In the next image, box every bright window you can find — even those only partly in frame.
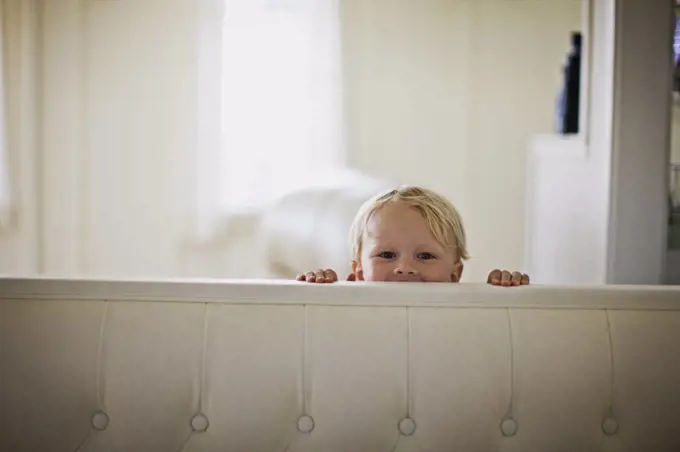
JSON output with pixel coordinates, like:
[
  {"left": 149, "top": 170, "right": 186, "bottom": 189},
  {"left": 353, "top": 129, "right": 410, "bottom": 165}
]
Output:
[{"left": 219, "top": 0, "right": 344, "bottom": 209}]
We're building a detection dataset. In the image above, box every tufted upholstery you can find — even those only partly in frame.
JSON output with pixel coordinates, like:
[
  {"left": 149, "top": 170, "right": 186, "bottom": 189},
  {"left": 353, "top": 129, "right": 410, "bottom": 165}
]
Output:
[{"left": 2, "top": 277, "right": 680, "bottom": 452}]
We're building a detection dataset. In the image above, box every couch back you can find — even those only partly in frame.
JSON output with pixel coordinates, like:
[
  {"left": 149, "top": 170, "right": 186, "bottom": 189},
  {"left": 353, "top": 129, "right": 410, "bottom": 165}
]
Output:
[{"left": 1, "top": 277, "right": 680, "bottom": 452}]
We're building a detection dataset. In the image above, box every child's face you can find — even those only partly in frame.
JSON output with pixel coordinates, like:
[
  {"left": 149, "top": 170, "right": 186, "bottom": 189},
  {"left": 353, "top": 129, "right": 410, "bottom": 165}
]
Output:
[{"left": 355, "top": 201, "right": 462, "bottom": 282}]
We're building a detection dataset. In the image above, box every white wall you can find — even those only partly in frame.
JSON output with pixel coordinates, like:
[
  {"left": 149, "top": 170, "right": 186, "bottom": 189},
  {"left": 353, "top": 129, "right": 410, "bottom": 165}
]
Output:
[
  {"left": 524, "top": 0, "right": 615, "bottom": 285},
  {"left": 342, "top": 0, "right": 581, "bottom": 280},
  {"left": 41, "top": 0, "right": 203, "bottom": 278},
  {"left": 0, "top": 0, "right": 581, "bottom": 282}
]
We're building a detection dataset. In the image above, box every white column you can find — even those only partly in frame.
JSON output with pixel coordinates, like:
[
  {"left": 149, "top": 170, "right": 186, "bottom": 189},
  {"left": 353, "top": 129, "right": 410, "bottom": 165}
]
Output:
[{"left": 606, "top": 0, "right": 675, "bottom": 284}]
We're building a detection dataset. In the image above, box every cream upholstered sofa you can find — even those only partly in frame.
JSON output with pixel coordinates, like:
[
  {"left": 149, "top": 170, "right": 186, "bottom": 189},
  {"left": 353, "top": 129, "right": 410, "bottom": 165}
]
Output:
[{"left": 2, "top": 277, "right": 680, "bottom": 452}]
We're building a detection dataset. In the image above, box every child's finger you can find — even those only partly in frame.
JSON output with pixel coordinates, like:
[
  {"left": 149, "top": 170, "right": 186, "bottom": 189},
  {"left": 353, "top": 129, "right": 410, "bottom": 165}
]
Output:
[
  {"left": 487, "top": 269, "right": 501, "bottom": 285},
  {"left": 346, "top": 272, "right": 356, "bottom": 281},
  {"left": 521, "top": 274, "right": 530, "bottom": 285},
  {"left": 501, "top": 270, "right": 512, "bottom": 286},
  {"left": 314, "top": 269, "right": 326, "bottom": 283},
  {"left": 324, "top": 269, "right": 338, "bottom": 282},
  {"left": 511, "top": 271, "right": 523, "bottom": 286}
]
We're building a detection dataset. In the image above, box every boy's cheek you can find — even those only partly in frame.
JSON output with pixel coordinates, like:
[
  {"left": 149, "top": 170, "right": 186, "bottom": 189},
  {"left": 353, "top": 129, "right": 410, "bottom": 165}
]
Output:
[
  {"left": 361, "top": 265, "right": 390, "bottom": 282},
  {"left": 357, "top": 263, "right": 378, "bottom": 282}
]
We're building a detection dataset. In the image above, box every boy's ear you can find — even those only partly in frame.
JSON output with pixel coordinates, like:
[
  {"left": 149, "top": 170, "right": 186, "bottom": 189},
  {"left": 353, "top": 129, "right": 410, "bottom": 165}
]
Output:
[
  {"left": 451, "top": 261, "right": 464, "bottom": 282},
  {"left": 352, "top": 260, "right": 365, "bottom": 281}
]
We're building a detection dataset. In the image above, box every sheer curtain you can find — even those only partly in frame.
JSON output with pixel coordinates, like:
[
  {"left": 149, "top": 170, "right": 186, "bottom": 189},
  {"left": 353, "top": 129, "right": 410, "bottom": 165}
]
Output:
[
  {"left": 219, "top": 0, "right": 344, "bottom": 210},
  {"left": 0, "top": 0, "right": 12, "bottom": 230}
]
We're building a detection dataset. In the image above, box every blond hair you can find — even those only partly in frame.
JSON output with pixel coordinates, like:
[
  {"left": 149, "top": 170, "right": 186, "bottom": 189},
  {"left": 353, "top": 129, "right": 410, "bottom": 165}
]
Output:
[{"left": 349, "top": 185, "right": 469, "bottom": 263}]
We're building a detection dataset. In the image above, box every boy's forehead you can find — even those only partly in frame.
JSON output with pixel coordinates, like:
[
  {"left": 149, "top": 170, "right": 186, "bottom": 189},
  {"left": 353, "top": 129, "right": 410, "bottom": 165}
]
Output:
[
  {"left": 365, "top": 203, "right": 431, "bottom": 237},
  {"left": 362, "top": 201, "right": 457, "bottom": 252}
]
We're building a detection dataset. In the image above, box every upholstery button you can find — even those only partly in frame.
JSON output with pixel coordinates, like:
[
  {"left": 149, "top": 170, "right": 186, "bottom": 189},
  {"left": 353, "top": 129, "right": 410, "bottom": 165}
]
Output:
[
  {"left": 297, "top": 415, "right": 314, "bottom": 433},
  {"left": 191, "top": 413, "right": 209, "bottom": 432},
  {"left": 501, "top": 418, "right": 518, "bottom": 437},
  {"left": 398, "top": 417, "right": 416, "bottom": 436},
  {"left": 602, "top": 417, "right": 618, "bottom": 436},
  {"left": 92, "top": 412, "right": 109, "bottom": 431}
]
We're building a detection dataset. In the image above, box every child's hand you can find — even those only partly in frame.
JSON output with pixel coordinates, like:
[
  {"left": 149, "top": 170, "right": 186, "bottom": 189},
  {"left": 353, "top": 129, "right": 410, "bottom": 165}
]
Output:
[
  {"left": 296, "top": 269, "right": 355, "bottom": 283},
  {"left": 487, "top": 269, "right": 530, "bottom": 286}
]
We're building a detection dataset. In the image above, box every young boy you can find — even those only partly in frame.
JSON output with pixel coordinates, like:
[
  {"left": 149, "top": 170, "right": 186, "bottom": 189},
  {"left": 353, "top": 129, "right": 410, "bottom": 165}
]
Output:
[{"left": 296, "top": 185, "right": 529, "bottom": 286}]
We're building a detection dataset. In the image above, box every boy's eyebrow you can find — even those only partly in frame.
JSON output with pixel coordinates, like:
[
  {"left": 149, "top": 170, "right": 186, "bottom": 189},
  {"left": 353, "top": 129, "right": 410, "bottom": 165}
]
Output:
[{"left": 367, "top": 238, "right": 446, "bottom": 248}]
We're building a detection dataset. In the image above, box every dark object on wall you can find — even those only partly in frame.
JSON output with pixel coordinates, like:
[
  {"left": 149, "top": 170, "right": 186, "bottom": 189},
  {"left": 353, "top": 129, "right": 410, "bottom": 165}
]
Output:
[{"left": 555, "top": 32, "right": 581, "bottom": 135}]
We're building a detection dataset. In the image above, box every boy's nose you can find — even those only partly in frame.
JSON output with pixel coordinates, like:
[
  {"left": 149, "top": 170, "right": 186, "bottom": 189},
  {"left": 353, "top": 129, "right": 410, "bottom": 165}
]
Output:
[
  {"left": 392, "top": 260, "right": 422, "bottom": 282},
  {"left": 394, "top": 262, "right": 418, "bottom": 275}
]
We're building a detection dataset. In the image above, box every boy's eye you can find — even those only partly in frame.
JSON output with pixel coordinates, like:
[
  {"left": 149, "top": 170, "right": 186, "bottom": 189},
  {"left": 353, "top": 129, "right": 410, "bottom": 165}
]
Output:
[
  {"left": 417, "top": 252, "right": 437, "bottom": 260},
  {"left": 377, "top": 251, "right": 396, "bottom": 259}
]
